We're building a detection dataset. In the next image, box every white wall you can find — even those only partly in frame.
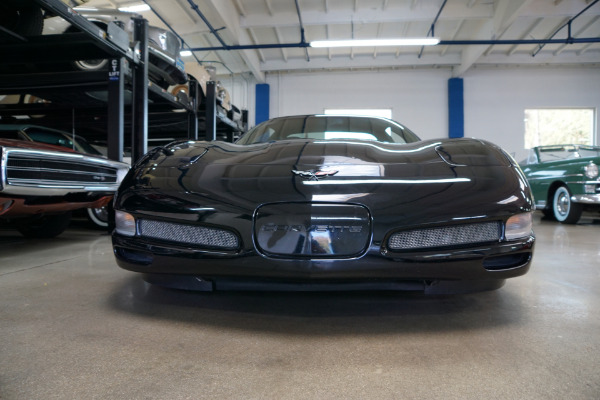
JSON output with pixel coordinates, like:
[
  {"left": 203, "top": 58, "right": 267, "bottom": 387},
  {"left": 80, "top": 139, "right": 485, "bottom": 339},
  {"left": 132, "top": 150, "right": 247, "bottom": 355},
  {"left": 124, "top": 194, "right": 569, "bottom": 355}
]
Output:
[
  {"left": 464, "top": 67, "right": 600, "bottom": 161},
  {"left": 264, "top": 69, "right": 450, "bottom": 141},
  {"left": 259, "top": 66, "right": 600, "bottom": 162}
]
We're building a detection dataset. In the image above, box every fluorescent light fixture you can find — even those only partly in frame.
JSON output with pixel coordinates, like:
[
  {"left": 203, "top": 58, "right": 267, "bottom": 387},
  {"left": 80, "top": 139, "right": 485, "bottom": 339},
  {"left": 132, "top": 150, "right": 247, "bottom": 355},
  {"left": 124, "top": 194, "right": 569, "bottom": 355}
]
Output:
[
  {"left": 180, "top": 50, "right": 193, "bottom": 57},
  {"left": 310, "top": 38, "right": 440, "bottom": 48},
  {"left": 118, "top": 4, "right": 151, "bottom": 12}
]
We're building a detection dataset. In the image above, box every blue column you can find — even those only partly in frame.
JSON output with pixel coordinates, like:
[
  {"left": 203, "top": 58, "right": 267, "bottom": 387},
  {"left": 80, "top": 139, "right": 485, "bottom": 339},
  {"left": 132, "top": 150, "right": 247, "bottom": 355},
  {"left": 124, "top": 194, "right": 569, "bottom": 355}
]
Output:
[
  {"left": 448, "top": 78, "right": 464, "bottom": 138},
  {"left": 255, "top": 84, "right": 270, "bottom": 124}
]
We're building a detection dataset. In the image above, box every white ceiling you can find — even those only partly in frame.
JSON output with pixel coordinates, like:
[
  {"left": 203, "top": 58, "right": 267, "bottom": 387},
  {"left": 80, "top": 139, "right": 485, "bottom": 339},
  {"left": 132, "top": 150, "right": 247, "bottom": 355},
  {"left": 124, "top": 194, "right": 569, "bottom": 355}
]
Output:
[{"left": 83, "top": 0, "right": 600, "bottom": 81}]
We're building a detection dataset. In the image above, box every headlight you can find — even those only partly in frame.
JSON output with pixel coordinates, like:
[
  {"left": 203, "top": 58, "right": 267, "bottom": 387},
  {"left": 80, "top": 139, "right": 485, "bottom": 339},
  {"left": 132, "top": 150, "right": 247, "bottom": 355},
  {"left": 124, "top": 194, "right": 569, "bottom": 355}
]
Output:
[
  {"left": 584, "top": 162, "right": 598, "bottom": 179},
  {"left": 115, "top": 210, "right": 136, "bottom": 236},
  {"left": 505, "top": 212, "right": 533, "bottom": 240}
]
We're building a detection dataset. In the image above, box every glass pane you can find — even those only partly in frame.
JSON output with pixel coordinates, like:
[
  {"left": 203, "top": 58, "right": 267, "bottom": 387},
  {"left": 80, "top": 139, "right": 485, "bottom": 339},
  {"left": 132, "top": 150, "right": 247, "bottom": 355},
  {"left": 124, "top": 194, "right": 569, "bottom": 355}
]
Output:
[{"left": 524, "top": 108, "right": 595, "bottom": 148}]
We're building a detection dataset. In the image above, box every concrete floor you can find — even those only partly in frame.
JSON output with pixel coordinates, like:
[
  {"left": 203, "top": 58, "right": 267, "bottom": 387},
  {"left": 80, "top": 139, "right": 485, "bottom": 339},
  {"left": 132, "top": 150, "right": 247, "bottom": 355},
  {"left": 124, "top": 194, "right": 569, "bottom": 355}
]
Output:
[{"left": 0, "top": 215, "right": 598, "bottom": 400}]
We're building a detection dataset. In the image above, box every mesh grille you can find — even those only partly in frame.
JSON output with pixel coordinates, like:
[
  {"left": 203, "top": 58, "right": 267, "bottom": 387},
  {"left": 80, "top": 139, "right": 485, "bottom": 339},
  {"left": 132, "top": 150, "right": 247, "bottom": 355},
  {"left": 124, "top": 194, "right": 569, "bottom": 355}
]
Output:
[
  {"left": 138, "top": 219, "right": 239, "bottom": 250},
  {"left": 388, "top": 221, "right": 501, "bottom": 250}
]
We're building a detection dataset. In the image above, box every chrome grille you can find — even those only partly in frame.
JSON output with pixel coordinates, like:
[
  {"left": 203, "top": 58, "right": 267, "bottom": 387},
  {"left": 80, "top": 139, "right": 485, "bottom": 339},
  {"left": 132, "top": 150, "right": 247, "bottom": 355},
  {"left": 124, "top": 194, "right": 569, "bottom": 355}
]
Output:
[
  {"left": 388, "top": 221, "right": 501, "bottom": 250},
  {"left": 138, "top": 219, "right": 239, "bottom": 250},
  {"left": 6, "top": 153, "right": 118, "bottom": 186}
]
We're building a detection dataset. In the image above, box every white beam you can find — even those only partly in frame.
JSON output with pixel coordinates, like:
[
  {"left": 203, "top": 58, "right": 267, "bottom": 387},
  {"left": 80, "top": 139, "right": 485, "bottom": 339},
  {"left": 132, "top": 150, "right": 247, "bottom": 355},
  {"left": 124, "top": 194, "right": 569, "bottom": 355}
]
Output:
[
  {"left": 203, "top": 0, "right": 265, "bottom": 82},
  {"left": 274, "top": 27, "right": 288, "bottom": 62},
  {"left": 261, "top": 53, "right": 462, "bottom": 72},
  {"left": 452, "top": 0, "right": 535, "bottom": 77},
  {"left": 553, "top": 16, "right": 599, "bottom": 55},
  {"left": 259, "top": 51, "right": 599, "bottom": 73},
  {"left": 240, "top": 4, "right": 494, "bottom": 29},
  {"left": 506, "top": 18, "right": 543, "bottom": 56}
]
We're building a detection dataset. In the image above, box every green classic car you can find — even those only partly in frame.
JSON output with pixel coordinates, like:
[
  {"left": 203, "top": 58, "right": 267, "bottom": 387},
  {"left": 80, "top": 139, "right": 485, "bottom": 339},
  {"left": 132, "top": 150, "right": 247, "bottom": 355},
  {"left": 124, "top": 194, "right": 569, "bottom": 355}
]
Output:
[{"left": 520, "top": 145, "right": 600, "bottom": 224}]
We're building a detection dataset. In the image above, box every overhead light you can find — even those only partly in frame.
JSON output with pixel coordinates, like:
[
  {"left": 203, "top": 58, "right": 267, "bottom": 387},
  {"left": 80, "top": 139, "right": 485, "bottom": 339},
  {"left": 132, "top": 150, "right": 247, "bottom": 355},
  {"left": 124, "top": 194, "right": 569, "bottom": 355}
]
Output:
[
  {"left": 310, "top": 38, "right": 440, "bottom": 48},
  {"left": 180, "top": 50, "right": 193, "bottom": 57},
  {"left": 118, "top": 4, "right": 151, "bottom": 13}
]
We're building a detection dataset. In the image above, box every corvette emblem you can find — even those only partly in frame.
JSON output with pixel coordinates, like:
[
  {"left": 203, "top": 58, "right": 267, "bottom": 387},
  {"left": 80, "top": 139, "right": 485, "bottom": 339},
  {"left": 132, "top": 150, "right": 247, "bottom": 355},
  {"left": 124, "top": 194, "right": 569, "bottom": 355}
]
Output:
[{"left": 292, "top": 169, "right": 338, "bottom": 180}]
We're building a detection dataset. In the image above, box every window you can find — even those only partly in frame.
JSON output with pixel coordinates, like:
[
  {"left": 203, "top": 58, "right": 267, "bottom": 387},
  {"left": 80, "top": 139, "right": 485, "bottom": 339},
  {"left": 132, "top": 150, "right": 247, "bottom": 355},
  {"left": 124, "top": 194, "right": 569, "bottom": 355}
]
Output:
[
  {"left": 524, "top": 108, "right": 595, "bottom": 148},
  {"left": 237, "top": 115, "right": 420, "bottom": 145}
]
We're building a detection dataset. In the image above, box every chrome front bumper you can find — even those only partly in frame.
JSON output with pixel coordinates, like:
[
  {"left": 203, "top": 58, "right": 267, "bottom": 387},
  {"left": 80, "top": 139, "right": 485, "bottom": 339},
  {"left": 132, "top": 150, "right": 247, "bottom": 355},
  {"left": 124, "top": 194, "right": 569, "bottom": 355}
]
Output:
[{"left": 571, "top": 194, "right": 600, "bottom": 204}]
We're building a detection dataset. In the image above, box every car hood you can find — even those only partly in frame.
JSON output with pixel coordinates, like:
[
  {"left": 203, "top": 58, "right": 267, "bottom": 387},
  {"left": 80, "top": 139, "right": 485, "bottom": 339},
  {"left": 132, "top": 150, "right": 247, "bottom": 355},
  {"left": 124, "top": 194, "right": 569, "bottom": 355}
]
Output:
[
  {"left": 117, "top": 138, "right": 532, "bottom": 226},
  {"left": 0, "top": 138, "right": 78, "bottom": 153},
  {"left": 148, "top": 138, "right": 513, "bottom": 168}
]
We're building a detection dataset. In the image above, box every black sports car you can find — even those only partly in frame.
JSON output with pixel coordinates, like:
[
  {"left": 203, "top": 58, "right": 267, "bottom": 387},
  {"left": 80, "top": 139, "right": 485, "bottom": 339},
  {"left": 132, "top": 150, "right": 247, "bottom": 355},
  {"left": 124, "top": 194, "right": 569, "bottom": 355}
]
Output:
[{"left": 112, "top": 115, "right": 535, "bottom": 294}]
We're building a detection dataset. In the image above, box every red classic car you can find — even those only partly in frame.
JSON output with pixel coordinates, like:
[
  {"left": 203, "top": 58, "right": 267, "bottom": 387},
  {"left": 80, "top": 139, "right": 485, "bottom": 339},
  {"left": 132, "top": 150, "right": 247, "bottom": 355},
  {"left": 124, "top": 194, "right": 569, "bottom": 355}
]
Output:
[{"left": 0, "top": 138, "right": 129, "bottom": 237}]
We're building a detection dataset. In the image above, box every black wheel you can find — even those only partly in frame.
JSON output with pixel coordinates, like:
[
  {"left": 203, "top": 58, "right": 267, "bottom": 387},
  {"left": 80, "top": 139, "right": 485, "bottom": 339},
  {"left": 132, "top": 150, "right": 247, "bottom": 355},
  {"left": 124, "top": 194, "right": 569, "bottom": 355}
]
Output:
[
  {"left": 552, "top": 186, "right": 582, "bottom": 224},
  {"left": 16, "top": 212, "right": 72, "bottom": 238},
  {"left": 0, "top": 1, "right": 44, "bottom": 39},
  {"left": 86, "top": 206, "right": 109, "bottom": 229}
]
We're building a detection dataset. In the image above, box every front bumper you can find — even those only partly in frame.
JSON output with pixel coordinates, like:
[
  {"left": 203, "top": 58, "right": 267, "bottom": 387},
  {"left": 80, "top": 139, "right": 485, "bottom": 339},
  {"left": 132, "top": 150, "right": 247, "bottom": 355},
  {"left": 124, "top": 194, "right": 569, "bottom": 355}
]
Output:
[
  {"left": 0, "top": 195, "right": 112, "bottom": 217},
  {"left": 112, "top": 233, "right": 535, "bottom": 288},
  {"left": 572, "top": 193, "right": 600, "bottom": 205}
]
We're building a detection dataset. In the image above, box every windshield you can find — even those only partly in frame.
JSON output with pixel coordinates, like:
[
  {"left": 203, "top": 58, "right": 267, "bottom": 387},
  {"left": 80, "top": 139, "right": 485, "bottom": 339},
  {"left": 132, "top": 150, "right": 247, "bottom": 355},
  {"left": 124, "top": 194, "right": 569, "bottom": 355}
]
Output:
[
  {"left": 25, "top": 128, "right": 103, "bottom": 156},
  {"left": 537, "top": 145, "right": 600, "bottom": 162},
  {"left": 237, "top": 115, "right": 421, "bottom": 145}
]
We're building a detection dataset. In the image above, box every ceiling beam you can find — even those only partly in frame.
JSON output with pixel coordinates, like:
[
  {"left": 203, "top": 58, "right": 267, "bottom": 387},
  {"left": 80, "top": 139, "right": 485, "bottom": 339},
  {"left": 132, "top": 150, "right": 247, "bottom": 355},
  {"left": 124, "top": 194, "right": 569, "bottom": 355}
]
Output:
[
  {"left": 452, "top": 0, "right": 535, "bottom": 77},
  {"left": 261, "top": 53, "right": 462, "bottom": 72},
  {"left": 506, "top": 18, "right": 543, "bottom": 56},
  {"left": 258, "top": 50, "right": 597, "bottom": 73},
  {"left": 240, "top": 4, "right": 494, "bottom": 29},
  {"left": 202, "top": 0, "right": 265, "bottom": 82},
  {"left": 553, "top": 16, "right": 599, "bottom": 55}
]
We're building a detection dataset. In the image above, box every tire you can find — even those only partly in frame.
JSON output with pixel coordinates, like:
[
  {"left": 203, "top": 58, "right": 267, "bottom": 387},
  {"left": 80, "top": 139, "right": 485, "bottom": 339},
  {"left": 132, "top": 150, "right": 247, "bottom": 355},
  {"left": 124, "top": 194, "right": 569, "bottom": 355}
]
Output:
[
  {"left": 73, "top": 59, "right": 110, "bottom": 71},
  {"left": 16, "top": 212, "right": 72, "bottom": 238},
  {"left": 552, "top": 186, "right": 582, "bottom": 224},
  {"left": 86, "top": 206, "right": 109, "bottom": 229},
  {"left": 0, "top": 1, "right": 44, "bottom": 39},
  {"left": 68, "top": 22, "right": 109, "bottom": 72}
]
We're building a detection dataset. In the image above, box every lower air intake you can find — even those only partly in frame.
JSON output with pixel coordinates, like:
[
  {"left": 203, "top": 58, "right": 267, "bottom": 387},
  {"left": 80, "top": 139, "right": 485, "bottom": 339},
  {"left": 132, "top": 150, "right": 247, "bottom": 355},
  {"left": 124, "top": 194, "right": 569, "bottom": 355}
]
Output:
[
  {"left": 388, "top": 221, "right": 501, "bottom": 251},
  {"left": 138, "top": 219, "right": 239, "bottom": 250}
]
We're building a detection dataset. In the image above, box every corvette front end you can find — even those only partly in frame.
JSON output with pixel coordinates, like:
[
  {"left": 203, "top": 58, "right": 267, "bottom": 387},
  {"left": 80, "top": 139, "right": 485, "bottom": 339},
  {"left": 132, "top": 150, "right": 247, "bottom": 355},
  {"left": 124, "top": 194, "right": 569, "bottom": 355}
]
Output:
[{"left": 112, "top": 117, "right": 535, "bottom": 293}]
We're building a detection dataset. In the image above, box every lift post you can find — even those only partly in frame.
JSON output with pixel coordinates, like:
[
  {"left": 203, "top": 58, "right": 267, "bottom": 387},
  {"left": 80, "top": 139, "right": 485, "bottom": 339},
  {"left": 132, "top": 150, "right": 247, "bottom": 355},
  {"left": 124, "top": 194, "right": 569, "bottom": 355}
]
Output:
[{"left": 131, "top": 17, "right": 149, "bottom": 163}]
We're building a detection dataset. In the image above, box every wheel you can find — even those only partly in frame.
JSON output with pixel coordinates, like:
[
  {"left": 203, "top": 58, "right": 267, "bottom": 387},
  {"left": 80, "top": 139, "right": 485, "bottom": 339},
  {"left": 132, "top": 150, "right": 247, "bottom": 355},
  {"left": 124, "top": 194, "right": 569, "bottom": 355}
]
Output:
[
  {"left": 552, "top": 186, "right": 582, "bottom": 224},
  {"left": 16, "top": 212, "right": 72, "bottom": 238},
  {"left": 68, "top": 22, "right": 110, "bottom": 72},
  {"left": 0, "top": 1, "right": 44, "bottom": 40},
  {"left": 86, "top": 206, "right": 109, "bottom": 229},
  {"left": 73, "top": 59, "right": 110, "bottom": 71}
]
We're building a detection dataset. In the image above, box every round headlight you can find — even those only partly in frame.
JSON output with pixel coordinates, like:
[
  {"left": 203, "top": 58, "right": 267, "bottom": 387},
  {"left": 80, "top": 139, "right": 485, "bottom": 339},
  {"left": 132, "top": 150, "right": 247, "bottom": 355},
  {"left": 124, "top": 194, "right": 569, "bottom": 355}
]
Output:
[{"left": 584, "top": 162, "right": 599, "bottom": 179}]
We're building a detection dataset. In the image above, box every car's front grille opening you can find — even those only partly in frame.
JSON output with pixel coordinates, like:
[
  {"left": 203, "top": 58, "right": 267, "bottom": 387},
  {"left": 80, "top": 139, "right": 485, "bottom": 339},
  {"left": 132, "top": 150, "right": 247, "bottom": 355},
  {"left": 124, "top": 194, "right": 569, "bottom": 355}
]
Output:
[
  {"left": 138, "top": 219, "right": 239, "bottom": 250},
  {"left": 6, "top": 153, "right": 118, "bottom": 186},
  {"left": 483, "top": 253, "right": 531, "bottom": 270},
  {"left": 388, "top": 221, "right": 502, "bottom": 251},
  {"left": 115, "top": 247, "right": 154, "bottom": 265}
]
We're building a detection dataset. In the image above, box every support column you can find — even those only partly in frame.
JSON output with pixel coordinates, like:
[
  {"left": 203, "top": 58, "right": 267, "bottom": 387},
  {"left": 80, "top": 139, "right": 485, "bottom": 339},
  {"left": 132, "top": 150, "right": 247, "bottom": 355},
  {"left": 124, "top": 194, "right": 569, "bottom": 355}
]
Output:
[
  {"left": 255, "top": 83, "right": 270, "bottom": 124},
  {"left": 205, "top": 81, "right": 216, "bottom": 141},
  {"left": 448, "top": 78, "right": 464, "bottom": 139},
  {"left": 107, "top": 57, "right": 124, "bottom": 162},
  {"left": 187, "top": 76, "right": 199, "bottom": 140},
  {"left": 131, "top": 17, "right": 149, "bottom": 162}
]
